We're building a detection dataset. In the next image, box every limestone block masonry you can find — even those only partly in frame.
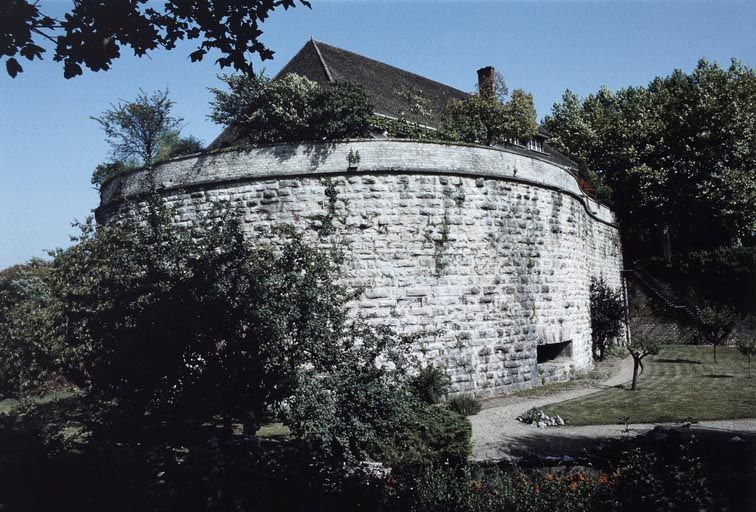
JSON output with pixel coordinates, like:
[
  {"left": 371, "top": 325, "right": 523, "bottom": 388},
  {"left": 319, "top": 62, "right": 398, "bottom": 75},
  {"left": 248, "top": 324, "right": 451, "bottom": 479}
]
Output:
[{"left": 98, "top": 139, "right": 623, "bottom": 397}]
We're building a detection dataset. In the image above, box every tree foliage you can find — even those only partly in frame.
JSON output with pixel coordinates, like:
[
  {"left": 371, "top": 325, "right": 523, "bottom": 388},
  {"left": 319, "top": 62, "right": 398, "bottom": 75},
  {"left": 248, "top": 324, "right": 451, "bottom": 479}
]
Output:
[
  {"left": 0, "top": 258, "right": 84, "bottom": 396},
  {"left": 209, "top": 73, "right": 374, "bottom": 144},
  {"left": 698, "top": 304, "right": 740, "bottom": 363},
  {"left": 47, "top": 201, "right": 353, "bottom": 421},
  {"left": 544, "top": 59, "right": 756, "bottom": 257},
  {"left": 441, "top": 88, "right": 538, "bottom": 145},
  {"left": 2, "top": 0, "right": 311, "bottom": 78},
  {"left": 589, "top": 277, "right": 625, "bottom": 360},
  {"left": 91, "top": 88, "right": 183, "bottom": 167},
  {"left": 288, "top": 322, "right": 470, "bottom": 470}
]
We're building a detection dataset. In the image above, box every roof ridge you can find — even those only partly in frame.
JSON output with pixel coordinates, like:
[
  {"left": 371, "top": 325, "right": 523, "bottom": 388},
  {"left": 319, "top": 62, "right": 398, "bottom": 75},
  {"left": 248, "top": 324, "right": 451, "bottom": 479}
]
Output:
[
  {"left": 311, "top": 39, "right": 468, "bottom": 96},
  {"left": 310, "top": 38, "right": 334, "bottom": 82}
]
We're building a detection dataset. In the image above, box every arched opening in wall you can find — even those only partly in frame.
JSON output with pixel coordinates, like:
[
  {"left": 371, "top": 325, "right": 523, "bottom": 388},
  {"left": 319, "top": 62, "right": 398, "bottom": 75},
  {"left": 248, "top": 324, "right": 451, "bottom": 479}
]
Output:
[{"left": 537, "top": 340, "right": 573, "bottom": 385}]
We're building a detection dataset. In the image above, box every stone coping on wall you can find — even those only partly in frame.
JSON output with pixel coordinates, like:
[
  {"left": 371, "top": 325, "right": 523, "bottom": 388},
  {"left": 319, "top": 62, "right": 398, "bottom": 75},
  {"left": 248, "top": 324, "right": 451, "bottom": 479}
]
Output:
[{"left": 98, "top": 139, "right": 617, "bottom": 227}]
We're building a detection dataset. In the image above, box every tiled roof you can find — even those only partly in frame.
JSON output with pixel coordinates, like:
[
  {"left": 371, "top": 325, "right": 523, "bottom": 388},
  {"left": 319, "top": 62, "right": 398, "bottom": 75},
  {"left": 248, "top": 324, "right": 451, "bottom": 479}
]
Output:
[{"left": 280, "top": 40, "right": 469, "bottom": 127}]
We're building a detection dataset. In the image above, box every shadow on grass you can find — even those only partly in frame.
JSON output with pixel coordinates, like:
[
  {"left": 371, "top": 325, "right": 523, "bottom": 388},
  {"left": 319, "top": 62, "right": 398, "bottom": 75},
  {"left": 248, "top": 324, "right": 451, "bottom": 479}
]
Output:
[
  {"left": 704, "top": 374, "right": 735, "bottom": 379},
  {"left": 654, "top": 358, "right": 702, "bottom": 364}
]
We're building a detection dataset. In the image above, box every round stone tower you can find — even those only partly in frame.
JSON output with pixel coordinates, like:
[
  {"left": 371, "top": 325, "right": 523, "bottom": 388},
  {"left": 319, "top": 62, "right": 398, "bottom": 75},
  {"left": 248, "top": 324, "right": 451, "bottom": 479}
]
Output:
[{"left": 97, "top": 139, "right": 623, "bottom": 396}]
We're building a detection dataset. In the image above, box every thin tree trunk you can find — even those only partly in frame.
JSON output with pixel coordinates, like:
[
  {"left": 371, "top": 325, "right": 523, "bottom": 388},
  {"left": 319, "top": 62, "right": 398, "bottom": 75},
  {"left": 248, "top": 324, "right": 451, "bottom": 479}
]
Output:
[
  {"left": 631, "top": 357, "right": 640, "bottom": 390},
  {"left": 658, "top": 223, "right": 672, "bottom": 264},
  {"left": 713, "top": 344, "right": 718, "bottom": 363}
]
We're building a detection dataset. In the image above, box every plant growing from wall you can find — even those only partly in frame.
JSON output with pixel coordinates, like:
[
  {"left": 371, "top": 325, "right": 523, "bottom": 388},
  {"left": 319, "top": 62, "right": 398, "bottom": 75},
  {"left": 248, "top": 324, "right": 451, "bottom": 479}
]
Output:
[
  {"left": 589, "top": 277, "right": 625, "bottom": 360},
  {"left": 309, "top": 177, "right": 349, "bottom": 237}
]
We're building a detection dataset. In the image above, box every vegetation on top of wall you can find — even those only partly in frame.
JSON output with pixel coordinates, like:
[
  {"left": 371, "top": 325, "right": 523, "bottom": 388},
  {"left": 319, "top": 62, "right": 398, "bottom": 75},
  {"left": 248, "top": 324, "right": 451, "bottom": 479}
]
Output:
[
  {"left": 209, "top": 72, "right": 374, "bottom": 144},
  {"left": 441, "top": 89, "right": 538, "bottom": 146},
  {"left": 90, "top": 88, "right": 204, "bottom": 189}
]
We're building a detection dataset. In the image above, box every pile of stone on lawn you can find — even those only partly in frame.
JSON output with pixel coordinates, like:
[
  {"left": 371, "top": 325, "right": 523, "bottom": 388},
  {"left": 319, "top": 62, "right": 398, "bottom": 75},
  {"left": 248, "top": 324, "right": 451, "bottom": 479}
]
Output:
[{"left": 517, "top": 408, "right": 565, "bottom": 428}]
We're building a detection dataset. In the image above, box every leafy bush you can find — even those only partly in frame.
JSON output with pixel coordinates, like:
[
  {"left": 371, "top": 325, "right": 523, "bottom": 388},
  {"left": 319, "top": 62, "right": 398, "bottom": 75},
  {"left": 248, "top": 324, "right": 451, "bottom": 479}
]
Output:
[
  {"left": 90, "top": 160, "right": 135, "bottom": 189},
  {"left": 411, "top": 364, "right": 450, "bottom": 404},
  {"left": 155, "top": 133, "right": 204, "bottom": 161},
  {"left": 45, "top": 195, "right": 354, "bottom": 423},
  {"left": 447, "top": 393, "right": 482, "bottom": 416},
  {"left": 0, "top": 259, "right": 83, "bottom": 396},
  {"left": 441, "top": 89, "right": 538, "bottom": 145},
  {"left": 288, "top": 324, "right": 470, "bottom": 471},
  {"left": 209, "top": 72, "right": 374, "bottom": 144},
  {"left": 589, "top": 277, "right": 625, "bottom": 360}
]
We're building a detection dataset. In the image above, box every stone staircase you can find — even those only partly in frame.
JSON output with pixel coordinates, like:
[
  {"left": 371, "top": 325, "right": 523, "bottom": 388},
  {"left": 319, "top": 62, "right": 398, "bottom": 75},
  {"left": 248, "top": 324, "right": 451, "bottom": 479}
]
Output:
[{"left": 622, "top": 266, "right": 704, "bottom": 343}]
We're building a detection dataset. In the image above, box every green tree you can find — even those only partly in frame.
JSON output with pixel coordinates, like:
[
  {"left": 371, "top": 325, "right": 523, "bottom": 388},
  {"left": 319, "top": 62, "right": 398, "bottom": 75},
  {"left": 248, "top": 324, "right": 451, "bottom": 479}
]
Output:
[
  {"left": 544, "top": 60, "right": 756, "bottom": 259},
  {"left": 698, "top": 304, "right": 740, "bottom": 363},
  {"left": 0, "top": 259, "right": 84, "bottom": 396},
  {"left": 2, "top": 0, "right": 311, "bottom": 78},
  {"left": 92, "top": 88, "right": 183, "bottom": 167},
  {"left": 209, "top": 73, "right": 374, "bottom": 144},
  {"left": 736, "top": 337, "right": 756, "bottom": 378},
  {"left": 154, "top": 133, "right": 205, "bottom": 162},
  {"left": 441, "top": 88, "right": 538, "bottom": 146},
  {"left": 589, "top": 277, "right": 625, "bottom": 360},
  {"left": 48, "top": 202, "right": 350, "bottom": 423}
]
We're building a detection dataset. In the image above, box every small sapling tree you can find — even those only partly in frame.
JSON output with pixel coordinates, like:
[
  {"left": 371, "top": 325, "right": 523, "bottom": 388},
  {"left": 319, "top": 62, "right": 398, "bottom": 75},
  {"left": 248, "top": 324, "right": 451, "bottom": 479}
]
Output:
[
  {"left": 589, "top": 276, "right": 625, "bottom": 360},
  {"left": 627, "top": 329, "right": 662, "bottom": 390},
  {"left": 698, "top": 304, "right": 740, "bottom": 363},
  {"left": 92, "top": 88, "right": 183, "bottom": 167},
  {"left": 736, "top": 337, "right": 756, "bottom": 378}
]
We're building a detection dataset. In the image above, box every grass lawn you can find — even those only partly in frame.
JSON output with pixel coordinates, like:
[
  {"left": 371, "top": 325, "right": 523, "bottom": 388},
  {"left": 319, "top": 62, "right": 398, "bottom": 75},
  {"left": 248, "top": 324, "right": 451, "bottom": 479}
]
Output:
[{"left": 542, "top": 345, "right": 756, "bottom": 426}]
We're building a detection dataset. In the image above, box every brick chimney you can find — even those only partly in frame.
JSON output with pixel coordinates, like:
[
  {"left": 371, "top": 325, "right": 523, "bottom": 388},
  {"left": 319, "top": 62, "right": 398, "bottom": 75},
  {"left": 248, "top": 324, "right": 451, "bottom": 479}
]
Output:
[{"left": 477, "top": 66, "right": 495, "bottom": 101}]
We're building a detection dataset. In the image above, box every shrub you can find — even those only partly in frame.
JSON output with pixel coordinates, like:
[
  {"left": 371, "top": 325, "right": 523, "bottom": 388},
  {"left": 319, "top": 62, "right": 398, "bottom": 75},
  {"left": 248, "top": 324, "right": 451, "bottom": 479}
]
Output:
[
  {"left": 411, "top": 364, "right": 450, "bottom": 404},
  {"left": 209, "top": 72, "right": 374, "bottom": 144},
  {"left": 46, "top": 195, "right": 353, "bottom": 423},
  {"left": 90, "top": 161, "right": 135, "bottom": 189},
  {"left": 589, "top": 276, "right": 625, "bottom": 360},
  {"left": 447, "top": 393, "right": 482, "bottom": 416},
  {"left": 288, "top": 323, "right": 470, "bottom": 471},
  {"left": 0, "top": 259, "right": 83, "bottom": 397}
]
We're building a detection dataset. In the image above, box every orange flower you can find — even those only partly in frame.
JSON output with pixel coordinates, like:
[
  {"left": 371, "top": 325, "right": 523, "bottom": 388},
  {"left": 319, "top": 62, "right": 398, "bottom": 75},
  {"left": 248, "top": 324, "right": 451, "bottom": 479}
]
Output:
[
  {"left": 472, "top": 481, "right": 484, "bottom": 493},
  {"left": 544, "top": 473, "right": 554, "bottom": 481},
  {"left": 595, "top": 474, "right": 610, "bottom": 485},
  {"left": 568, "top": 482, "right": 578, "bottom": 491}
]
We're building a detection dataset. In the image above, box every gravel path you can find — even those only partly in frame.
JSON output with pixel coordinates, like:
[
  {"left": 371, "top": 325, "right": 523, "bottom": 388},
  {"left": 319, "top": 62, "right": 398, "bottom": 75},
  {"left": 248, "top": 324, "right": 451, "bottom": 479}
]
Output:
[{"left": 470, "top": 357, "right": 756, "bottom": 461}]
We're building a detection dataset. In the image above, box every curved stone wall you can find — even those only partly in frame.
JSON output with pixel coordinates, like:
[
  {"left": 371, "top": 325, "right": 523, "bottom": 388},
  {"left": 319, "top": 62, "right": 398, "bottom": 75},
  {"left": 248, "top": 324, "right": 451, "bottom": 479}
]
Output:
[{"left": 99, "top": 140, "right": 623, "bottom": 396}]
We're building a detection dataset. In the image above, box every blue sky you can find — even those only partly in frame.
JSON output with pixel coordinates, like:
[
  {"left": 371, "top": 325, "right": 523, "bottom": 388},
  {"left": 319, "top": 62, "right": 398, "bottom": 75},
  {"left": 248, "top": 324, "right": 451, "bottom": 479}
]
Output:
[{"left": 1, "top": 0, "right": 754, "bottom": 268}]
